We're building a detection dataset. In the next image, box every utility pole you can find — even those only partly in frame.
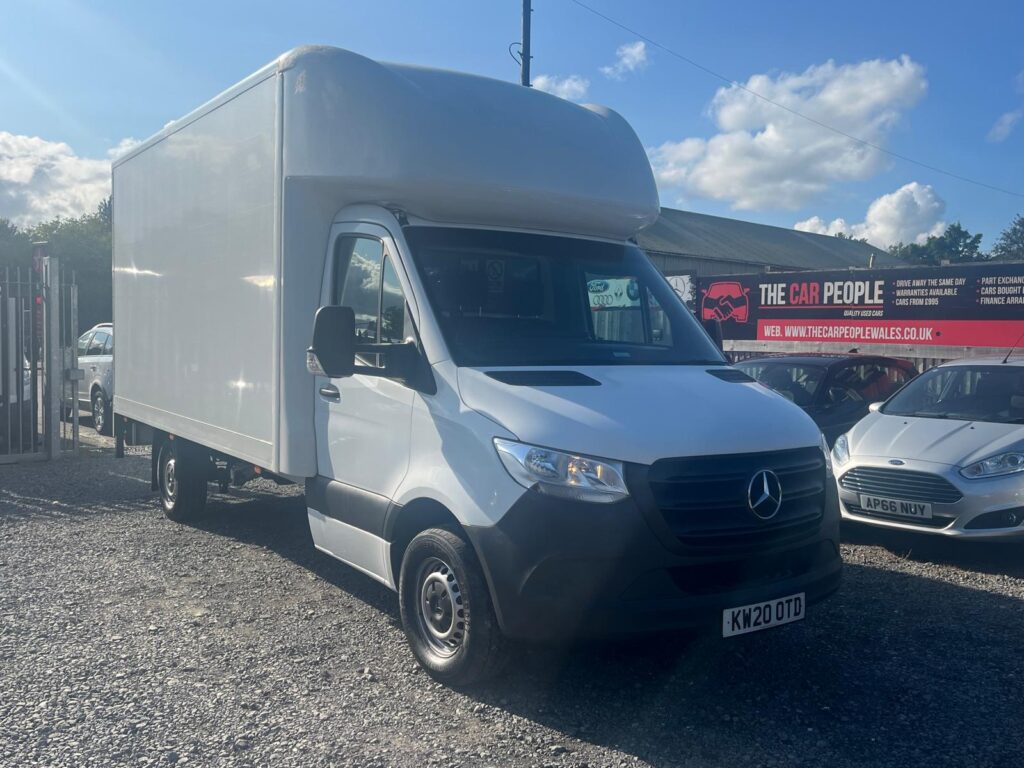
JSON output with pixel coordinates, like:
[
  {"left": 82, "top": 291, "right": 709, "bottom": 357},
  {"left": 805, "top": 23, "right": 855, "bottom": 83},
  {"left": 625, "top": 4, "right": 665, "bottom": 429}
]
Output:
[{"left": 520, "top": 0, "right": 532, "bottom": 87}]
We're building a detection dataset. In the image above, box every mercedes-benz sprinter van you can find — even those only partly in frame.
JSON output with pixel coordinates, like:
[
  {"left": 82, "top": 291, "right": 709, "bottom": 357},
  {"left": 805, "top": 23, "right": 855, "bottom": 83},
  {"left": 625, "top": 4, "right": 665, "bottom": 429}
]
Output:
[{"left": 113, "top": 46, "right": 841, "bottom": 685}]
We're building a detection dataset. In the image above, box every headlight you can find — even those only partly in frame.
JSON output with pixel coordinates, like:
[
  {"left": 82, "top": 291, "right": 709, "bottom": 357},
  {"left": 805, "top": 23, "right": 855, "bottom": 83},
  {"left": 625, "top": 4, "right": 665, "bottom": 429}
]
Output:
[
  {"left": 820, "top": 433, "right": 833, "bottom": 476},
  {"left": 493, "top": 438, "right": 629, "bottom": 503},
  {"left": 832, "top": 433, "right": 850, "bottom": 467},
  {"left": 959, "top": 451, "right": 1024, "bottom": 479}
]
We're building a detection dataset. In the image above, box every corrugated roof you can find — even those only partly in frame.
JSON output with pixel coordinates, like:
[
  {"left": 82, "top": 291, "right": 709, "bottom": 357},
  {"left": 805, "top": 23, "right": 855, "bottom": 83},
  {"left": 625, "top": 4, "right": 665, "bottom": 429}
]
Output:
[{"left": 637, "top": 207, "right": 896, "bottom": 270}]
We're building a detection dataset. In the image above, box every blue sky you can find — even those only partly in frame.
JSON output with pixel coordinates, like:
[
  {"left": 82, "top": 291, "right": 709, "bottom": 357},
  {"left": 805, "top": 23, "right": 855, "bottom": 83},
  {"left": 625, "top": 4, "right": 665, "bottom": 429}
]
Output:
[{"left": 1, "top": 0, "right": 1022, "bottom": 249}]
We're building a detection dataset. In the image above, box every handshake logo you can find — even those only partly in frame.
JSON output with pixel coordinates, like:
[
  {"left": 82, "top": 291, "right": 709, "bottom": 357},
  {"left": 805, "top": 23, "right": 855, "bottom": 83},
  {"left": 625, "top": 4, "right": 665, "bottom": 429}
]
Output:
[{"left": 701, "top": 281, "right": 751, "bottom": 324}]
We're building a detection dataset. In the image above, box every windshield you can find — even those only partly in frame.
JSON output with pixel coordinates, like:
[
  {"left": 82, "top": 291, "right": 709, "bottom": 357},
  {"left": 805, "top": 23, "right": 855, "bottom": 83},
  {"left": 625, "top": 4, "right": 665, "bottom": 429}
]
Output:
[
  {"left": 735, "top": 361, "right": 827, "bottom": 407},
  {"left": 882, "top": 365, "right": 1024, "bottom": 423},
  {"left": 406, "top": 226, "right": 725, "bottom": 367}
]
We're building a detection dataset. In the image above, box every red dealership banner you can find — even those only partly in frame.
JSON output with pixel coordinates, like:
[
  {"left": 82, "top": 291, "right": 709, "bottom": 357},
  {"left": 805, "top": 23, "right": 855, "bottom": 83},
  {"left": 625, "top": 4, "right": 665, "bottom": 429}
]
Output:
[{"left": 697, "top": 263, "right": 1024, "bottom": 348}]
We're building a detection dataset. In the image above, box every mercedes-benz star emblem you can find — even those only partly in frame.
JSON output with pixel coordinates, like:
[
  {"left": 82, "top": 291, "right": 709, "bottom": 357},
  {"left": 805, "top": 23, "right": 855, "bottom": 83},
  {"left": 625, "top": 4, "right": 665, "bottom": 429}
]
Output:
[{"left": 747, "top": 469, "right": 783, "bottom": 520}]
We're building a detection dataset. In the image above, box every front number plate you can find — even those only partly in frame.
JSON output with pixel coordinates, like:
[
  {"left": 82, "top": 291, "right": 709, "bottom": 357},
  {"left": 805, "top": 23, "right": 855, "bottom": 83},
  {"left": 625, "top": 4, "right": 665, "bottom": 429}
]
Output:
[
  {"left": 859, "top": 494, "right": 932, "bottom": 519},
  {"left": 723, "top": 592, "right": 804, "bottom": 638}
]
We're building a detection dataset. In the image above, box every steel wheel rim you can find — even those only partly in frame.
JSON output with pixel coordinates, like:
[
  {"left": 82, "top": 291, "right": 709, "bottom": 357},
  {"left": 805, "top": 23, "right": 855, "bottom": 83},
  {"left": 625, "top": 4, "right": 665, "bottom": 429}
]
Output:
[
  {"left": 163, "top": 455, "right": 177, "bottom": 503},
  {"left": 416, "top": 557, "right": 465, "bottom": 657}
]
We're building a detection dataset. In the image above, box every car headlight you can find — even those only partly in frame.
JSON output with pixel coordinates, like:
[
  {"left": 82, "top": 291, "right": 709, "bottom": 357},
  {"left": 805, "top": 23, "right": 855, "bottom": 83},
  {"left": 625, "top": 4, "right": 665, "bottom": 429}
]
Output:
[
  {"left": 959, "top": 451, "right": 1024, "bottom": 479},
  {"left": 832, "top": 433, "right": 850, "bottom": 467},
  {"left": 493, "top": 438, "right": 629, "bottom": 503},
  {"left": 820, "top": 433, "right": 833, "bottom": 476}
]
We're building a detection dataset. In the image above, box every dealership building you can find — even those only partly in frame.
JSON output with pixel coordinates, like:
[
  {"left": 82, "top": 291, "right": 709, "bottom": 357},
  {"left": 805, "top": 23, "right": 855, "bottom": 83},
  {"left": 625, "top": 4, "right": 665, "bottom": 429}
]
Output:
[
  {"left": 642, "top": 208, "right": 1024, "bottom": 366},
  {"left": 639, "top": 207, "right": 896, "bottom": 277}
]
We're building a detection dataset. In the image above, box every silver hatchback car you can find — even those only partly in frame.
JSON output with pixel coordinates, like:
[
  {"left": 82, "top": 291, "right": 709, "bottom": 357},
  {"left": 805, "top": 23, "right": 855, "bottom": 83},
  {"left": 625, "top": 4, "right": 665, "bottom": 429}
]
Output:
[
  {"left": 833, "top": 357, "right": 1024, "bottom": 540},
  {"left": 73, "top": 323, "right": 114, "bottom": 435}
]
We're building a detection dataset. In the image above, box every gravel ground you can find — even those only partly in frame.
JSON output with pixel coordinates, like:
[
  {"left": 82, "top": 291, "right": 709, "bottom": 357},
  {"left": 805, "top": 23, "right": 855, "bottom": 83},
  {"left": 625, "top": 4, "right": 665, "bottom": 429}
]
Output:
[{"left": 2, "top": 443, "right": 1023, "bottom": 768}]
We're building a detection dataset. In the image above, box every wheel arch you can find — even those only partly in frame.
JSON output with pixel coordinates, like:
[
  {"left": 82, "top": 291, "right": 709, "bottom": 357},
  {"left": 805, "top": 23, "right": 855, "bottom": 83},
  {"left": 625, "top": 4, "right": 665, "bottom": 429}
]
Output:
[{"left": 386, "top": 498, "right": 476, "bottom": 590}]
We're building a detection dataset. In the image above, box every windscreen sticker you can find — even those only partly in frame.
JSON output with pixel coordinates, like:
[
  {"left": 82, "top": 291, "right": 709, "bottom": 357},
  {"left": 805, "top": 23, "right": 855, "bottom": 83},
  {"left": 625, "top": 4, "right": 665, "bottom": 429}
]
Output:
[{"left": 486, "top": 259, "right": 505, "bottom": 294}]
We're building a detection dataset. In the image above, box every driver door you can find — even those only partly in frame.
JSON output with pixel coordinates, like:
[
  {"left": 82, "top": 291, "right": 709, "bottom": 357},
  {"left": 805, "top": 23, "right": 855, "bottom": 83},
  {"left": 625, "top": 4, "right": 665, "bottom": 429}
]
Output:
[{"left": 311, "top": 223, "right": 416, "bottom": 567}]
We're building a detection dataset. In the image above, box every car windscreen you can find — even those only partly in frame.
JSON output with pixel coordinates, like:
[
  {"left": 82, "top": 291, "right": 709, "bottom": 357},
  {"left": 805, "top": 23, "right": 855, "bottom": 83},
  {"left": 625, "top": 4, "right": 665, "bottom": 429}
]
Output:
[
  {"left": 735, "top": 361, "right": 826, "bottom": 407},
  {"left": 405, "top": 226, "right": 725, "bottom": 367},
  {"left": 882, "top": 365, "right": 1024, "bottom": 424}
]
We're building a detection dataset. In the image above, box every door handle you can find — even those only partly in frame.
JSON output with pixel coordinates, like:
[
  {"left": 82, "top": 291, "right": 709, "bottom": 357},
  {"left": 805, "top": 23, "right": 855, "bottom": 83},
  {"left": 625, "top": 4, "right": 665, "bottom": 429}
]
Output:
[{"left": 319, "top": 384, "right": 340, "bottom": 401}]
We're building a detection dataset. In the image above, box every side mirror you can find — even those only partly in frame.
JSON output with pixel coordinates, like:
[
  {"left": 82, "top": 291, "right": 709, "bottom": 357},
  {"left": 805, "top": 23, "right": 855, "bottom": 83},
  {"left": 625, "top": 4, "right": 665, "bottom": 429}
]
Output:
[
  {"left": 868, "top": 401, "right": 883, "bottom": 413},
  {"left": 307, "top": 306, "right": 355, "bottom": 378},
  {"left": 701, "top": 317, "right": 724, "bottom": 351}
]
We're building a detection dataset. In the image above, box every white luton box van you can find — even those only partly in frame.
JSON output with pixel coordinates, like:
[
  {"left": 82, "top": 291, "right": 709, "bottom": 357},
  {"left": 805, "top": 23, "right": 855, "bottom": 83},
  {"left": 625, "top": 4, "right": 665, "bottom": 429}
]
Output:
[{"left": 113, "top": 46, "right": 841, "bottom": 684}]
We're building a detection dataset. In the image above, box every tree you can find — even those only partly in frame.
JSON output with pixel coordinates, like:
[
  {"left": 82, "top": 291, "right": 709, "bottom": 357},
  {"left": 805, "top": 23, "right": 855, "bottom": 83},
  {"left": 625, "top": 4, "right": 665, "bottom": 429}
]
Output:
[
  {"left": 892, "top": 222, "right": 984, "bottom": 266},
  {"left": 991, "top": 214, "right": 1024, "bottom": 261},
  {"left": 834, "top": 231, "right": 869, "bottom": 244},
  {"left": 0, "top": 218, "right": 32, "bottom": 273},
  {"left": 29, "top": 198, "right": 113, "bottom": 330}
]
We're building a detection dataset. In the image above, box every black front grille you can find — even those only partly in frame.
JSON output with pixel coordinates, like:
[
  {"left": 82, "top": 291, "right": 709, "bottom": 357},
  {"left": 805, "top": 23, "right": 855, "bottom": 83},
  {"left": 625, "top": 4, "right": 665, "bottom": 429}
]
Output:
[
  {"left": 646, "top": 447, "right": 826, "bottom": 550},
  {"left": 839, "top": 467, "right": 962, "bottom": 504}
]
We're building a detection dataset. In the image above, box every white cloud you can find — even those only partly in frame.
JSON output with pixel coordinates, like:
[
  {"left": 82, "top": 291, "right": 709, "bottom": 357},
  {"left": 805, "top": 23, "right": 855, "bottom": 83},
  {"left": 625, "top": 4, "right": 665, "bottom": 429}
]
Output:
[
  {"left": 794, "top": 181, "right": 946, "bottom": 248},
  {"left": 600, "top": 41, "right": 648, "bottom": 80},
  {"left": 987, "top": 109, "right": 1022, "bottom": 142},
  {"left": 0, "top": 131, "right": 125, "bottom": 226},
  {"left": 107, "top": 137, "right": 142, "bottom": 159},
  {"left": 649, "top": 56, "right": 927, "bottom": 210},
  {"left": 533, "top": 74, "right": 589, "bottom": 101}
]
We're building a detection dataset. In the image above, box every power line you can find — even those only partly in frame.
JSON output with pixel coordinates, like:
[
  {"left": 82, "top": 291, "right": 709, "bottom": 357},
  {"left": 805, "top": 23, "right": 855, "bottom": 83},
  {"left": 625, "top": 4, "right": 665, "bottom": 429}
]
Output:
[{"left": 567, "top": 0, "right": 1024, "bottom": 200}]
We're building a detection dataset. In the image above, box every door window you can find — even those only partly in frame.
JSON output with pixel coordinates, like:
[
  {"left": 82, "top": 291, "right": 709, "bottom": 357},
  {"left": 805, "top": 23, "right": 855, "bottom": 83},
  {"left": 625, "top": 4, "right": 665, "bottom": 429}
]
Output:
[
  {"left": 102, "top": 334, "right": 114, "bottom": 355},
  {"left": 77, "top": 332, "right": 94, "bottom": 357},
  {"left": 334, "top": 236, "right": 385, "bottom": 344},
  {"left": 87, "top": 332, "right": 108, "bottom": 357},
  {"left": 380, "top": 256, "right": 410, "bottom": 344},
  {"left": 333, "top": 235, "right": 411, "bottom": 369}
]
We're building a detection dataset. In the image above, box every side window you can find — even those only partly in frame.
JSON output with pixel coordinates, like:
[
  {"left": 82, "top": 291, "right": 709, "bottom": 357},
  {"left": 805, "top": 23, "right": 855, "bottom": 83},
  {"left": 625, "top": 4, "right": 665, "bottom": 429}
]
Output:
[
  {"left": 77, "top": 332, "right": 94, "bottom": 357},
  {"left": 380, "top": 257, "right": 409, "bottom": 344},
  {"left": 334, "top": 236, "right": 385, "bottom": 344},
  {"left": 87, "top": 332, "right": 108, "bottom": 357},
  {"left": 103, "top": 335, "right": 114, "bottom": 355}
]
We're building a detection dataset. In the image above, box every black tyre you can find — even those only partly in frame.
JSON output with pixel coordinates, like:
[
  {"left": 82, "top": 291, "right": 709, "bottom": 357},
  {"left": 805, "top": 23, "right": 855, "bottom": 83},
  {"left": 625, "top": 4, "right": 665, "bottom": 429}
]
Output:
[
  {"left": 92, "top": 391, "right": 112, "bottom": 436},
  {"left": 158, "top": 438, "right": 208, "bottom": 523},
  {"left": 399, "top": 527, "right": 510, "bottom": 686}
]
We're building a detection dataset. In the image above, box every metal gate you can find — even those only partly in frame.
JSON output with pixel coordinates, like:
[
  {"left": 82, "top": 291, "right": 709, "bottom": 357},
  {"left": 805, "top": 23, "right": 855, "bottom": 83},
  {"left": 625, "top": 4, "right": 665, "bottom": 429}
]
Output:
[{"left": 0, "top": 251, "right": 78, "bottom": 463}]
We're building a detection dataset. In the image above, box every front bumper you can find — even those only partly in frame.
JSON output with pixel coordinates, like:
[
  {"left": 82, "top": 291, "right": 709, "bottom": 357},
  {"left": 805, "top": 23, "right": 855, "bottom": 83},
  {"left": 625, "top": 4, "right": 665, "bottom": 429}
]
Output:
[
  {"left": 465, "top": 483, "right": 841, "bottom": 642},
  {"left": 837, "top": 458, "right": 1024, "bottom": 540}
]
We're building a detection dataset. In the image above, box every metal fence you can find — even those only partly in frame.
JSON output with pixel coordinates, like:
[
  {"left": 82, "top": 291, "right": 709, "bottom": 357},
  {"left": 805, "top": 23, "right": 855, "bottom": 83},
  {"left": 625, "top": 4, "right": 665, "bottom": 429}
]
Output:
[{"left": 0, "top": 256, "right": 78, "bottom": 464}]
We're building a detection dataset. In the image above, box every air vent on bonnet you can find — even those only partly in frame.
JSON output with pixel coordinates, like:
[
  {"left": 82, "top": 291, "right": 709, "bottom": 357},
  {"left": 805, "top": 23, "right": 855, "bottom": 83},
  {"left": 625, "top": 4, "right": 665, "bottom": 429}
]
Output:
[
  {"left": 485, "top": 370, "right": 601, "bottom": 386},
  {"left": 706, "top": 368, "right": 755, "bottom": 383}
]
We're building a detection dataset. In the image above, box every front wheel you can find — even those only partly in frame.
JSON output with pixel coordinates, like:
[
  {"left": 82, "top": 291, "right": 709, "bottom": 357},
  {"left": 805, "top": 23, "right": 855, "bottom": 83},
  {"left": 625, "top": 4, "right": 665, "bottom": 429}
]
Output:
[
  {"left": 399, "top": 528, "right": 510, "bottom": 686},
  {"left": 158, "top": 438, "right": 208, "bottom": 523}
]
